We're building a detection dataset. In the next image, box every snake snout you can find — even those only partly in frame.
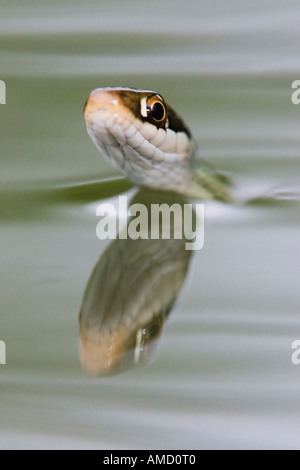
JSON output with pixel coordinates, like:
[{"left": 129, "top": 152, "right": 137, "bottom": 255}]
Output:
[{"left": 84, "top": 88, "right": 121, "bottom": 125}]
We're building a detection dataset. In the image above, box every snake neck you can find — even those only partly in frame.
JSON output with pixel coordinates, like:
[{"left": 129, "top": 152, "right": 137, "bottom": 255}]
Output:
[{"left": 182, "top": 163, "right": 233, "bottom": 203}]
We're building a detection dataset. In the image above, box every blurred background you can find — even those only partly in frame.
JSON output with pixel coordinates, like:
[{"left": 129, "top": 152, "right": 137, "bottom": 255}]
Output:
[{"left": 0, "top": 0, "right": 300, "bottom": 449}]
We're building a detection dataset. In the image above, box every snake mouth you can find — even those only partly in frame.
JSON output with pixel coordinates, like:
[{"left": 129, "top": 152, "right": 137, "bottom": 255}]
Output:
[{"left": 84, "top": 88, "right": 147, "bottom": 169}]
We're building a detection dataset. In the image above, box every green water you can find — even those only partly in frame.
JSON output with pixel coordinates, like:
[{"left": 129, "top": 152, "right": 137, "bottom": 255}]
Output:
[{"left": 0, "top": 0, "right": 300, "bottom": 450}]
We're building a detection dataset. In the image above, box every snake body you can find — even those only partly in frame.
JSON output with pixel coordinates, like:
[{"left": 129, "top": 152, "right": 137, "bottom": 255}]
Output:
[{"left": 84, "top": 87, "right": 232, "bottom": 202}]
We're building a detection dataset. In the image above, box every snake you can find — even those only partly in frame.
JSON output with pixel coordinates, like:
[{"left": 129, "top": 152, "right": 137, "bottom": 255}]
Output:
[{"left": 84, "top": 87, "right": 232, "bottom": 202}]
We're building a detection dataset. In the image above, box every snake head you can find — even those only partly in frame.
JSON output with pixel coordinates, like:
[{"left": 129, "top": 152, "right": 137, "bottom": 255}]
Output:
[{"left": 84, "top": 87, "right": 195, "bottom": 193}]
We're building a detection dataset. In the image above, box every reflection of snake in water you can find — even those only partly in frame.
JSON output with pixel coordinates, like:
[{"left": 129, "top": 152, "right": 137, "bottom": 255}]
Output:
[
  {"left": 79, "top": 190, "right": 195, "bottom": 376},
  {"left": 84, "top": 87, "right": 232, "bottom": 202}
]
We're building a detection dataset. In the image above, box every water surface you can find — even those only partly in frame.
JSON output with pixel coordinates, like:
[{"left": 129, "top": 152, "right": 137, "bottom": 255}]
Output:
[{"left": 0, "top": 0, "right": 300, "bottom": 450}]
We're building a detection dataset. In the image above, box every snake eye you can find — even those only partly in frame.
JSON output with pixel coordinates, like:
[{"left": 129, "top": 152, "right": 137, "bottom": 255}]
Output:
[
  {"left": 149, "top": 102, "right": 165, "bottom": 121},
  {"left": 146, "top": 95, "right": 167, "bottom": 126}
]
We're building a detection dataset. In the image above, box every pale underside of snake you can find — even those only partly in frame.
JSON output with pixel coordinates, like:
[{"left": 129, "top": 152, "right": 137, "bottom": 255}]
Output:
[{"left": 84, "top": 87, "right": 232, "bottom": 202}]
